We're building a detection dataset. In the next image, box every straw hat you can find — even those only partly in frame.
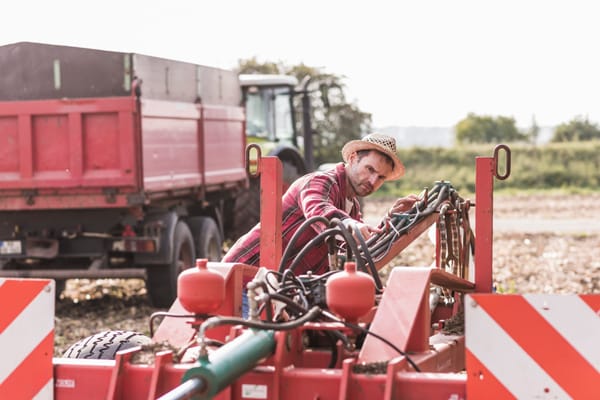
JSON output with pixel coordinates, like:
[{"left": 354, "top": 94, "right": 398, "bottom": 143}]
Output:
[{"left": 341, "top": 133, "right": 405, "bottom": 180}]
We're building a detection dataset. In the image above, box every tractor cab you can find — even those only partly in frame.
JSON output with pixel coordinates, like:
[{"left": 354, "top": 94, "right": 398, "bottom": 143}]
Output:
[
  {"left": 240, "top": 74, "right": 309, "bottom": 180},
  {"left": 240, "top": 74, "right": 299, "bottom": 147}
]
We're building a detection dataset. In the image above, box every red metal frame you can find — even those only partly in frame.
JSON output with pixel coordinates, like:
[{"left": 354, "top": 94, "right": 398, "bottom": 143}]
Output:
[
  {"left": 474, "top": 156, "right": 494, "bottom": 293},
  {"left": 48, "top": 148, "right": 502, "bottom": 399},
  {"left": 258, "top": 157, "right": 282, "bottom": 269}
]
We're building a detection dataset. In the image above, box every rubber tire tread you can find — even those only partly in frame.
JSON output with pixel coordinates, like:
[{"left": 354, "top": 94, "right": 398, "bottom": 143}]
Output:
[
  {"left": 146, "top": 221, "right": 195, "bottom": 308},
  {"left": 62, "top": 330, "right": 151, "bottom": 360},
  {"left": 229, "top": 179, "right": 261, "bottom": 241},
  {"left": 195, "top": 217, "right": 223, "bottom": 260}
]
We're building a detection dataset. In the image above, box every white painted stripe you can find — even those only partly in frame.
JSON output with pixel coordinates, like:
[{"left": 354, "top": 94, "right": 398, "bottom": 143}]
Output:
[
  {"left": 524, "top": 294, "right": 600, "bottom": 371},
  {"left": 33, "top": 378, "right": 54, "bottom": 400},
  {"left": 466, "top": 300, "right": 570, "bottom": 399},
  {"left": 0, "top": 281, "right": 54, "bottom": 384}
]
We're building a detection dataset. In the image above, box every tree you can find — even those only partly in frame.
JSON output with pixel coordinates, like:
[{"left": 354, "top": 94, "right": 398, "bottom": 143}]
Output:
[
  {"left": 237, "top": 59, "right": 371, "bottom": 165},
  {"left": 551, "top": 116, "right": 600, "bottom": 142},
  {"left": 455, "top": 113, "right": 527, "bottom": 144}
]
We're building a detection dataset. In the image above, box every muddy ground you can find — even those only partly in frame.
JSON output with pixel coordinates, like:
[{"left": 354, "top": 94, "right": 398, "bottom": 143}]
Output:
[{"left": 54, "top": 193, "right": 600, "bottom": 356}]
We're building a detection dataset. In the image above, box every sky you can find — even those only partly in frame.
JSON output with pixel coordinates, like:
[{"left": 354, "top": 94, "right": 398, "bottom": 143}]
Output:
[{"left": 2, "top": 0, "right": 599, "bottom": 129}]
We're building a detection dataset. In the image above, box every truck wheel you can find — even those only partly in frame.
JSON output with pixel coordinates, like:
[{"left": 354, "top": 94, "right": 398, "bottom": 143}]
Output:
[
  {"left": 55, "top": 279, "right": 66, "bottom": 299},
  {"left": 146, "top": 221, "right": 196, "bottom": 308},
  {"left": 193, "top": 217, "right": 223, "bottom": 260},
  {"left": 62, "top": 330, "right": 151, "bottom": 359}
]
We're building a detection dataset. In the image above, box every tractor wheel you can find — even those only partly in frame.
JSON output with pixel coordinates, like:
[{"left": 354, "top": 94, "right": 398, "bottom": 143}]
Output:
[
  {"left": 146, "top": 221, "right": 196, "bottom": 308},
  {"left": 228, "top": 179, "right": 261, "bottom": 241},
  {"left": 228, "top": 161, "right": 302, "bottom": 242},
  {"left": 62, "top": 330, "right": 151, "bottom": 359},
  {"left": 193, "top": 217, "right": 223, "bottom": 260},
  {"left": 281, "top": 160, "right": 302, "bottom": 192}
]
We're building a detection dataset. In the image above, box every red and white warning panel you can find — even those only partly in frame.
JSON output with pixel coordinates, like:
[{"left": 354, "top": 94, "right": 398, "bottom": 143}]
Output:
[
  {"left": 466, "top": 294, "right": 600, "bottom": 399},
  {"left": 0, "top": 278, "right": 55, "bottom": 399}
]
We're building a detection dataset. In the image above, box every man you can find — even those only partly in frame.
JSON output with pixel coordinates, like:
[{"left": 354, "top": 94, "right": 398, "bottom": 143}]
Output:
[{"left": 223, "top": 133, "right": 417, "bottom": 275}]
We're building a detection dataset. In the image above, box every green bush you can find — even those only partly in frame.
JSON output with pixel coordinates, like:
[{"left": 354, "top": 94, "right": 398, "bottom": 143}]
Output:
[{"left": 377, "top": 141, "right": 600, "bottom": 197}]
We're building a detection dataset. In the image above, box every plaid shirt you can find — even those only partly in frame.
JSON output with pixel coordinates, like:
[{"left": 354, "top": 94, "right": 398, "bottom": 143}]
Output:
[{"left": 222, "top": 162, "right": 362, "bottom": 275}]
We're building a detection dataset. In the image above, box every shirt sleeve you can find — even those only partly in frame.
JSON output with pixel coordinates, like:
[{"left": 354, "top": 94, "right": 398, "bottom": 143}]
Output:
[{"left": 297, "top": 172, "right": 353, "bottom": 233}]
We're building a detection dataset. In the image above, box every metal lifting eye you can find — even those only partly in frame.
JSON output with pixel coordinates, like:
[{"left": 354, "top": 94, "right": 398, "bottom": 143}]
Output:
[
  {"left": 493, "top": 144, "right": 511, "bottom": 180},
  {"left": 245, "top": 144, "right": 262, "bottom": 178}
]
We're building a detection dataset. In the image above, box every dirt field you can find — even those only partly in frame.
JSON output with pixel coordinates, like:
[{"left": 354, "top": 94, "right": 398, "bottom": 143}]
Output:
[{"left": 54, "top": 193, "right": 600, "bottom": 356}]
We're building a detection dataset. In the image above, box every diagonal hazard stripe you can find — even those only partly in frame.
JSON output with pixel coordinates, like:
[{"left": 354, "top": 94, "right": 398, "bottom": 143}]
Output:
[
  {"left": 0, "top": 279, "right": 51, "bottom": 333},
  {"left": 0, "top": 330, "right": 53, "bottom": 399},
  {"left": 0, "top": 280, "right": 54, "bottom": 385},
  {"left": 475, "top": 295, "right": 600, "bottom": 399},
  {"left": 465, "top": 349, "right": 515, "bottom": 399},
  {"left": 524, "top": 294, "right": 600, "bottom": 371},
  {"left": 580, "top": 294, "right": 600, "bottom": 314},
  {"left": 466, "top": 299, "right": 570, "bottom": 399},
  {"left": 33, "top": 379, "right": 54, "bottom": 400}
]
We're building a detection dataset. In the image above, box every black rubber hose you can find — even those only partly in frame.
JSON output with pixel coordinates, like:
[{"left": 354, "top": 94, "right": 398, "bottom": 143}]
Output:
[
  {"left": 278, "top": 215, "right": 331, "bottom": 272},
  {"left": 352, "top": 227, "right": 383, "bottom": 291},
  {"left": 330, "top": 218, "right": 366, "bottom": 272},
  {"left": 199, "top": 306, "right": 323, "bottom": 338},
  {"left": 285, "top": 227, "right": 343, "bottom": 273}
]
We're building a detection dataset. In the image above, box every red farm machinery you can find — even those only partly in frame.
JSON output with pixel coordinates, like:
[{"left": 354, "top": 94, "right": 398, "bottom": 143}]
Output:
[{"left": 2, "top": 144, "right": 598, "bottom": 399}]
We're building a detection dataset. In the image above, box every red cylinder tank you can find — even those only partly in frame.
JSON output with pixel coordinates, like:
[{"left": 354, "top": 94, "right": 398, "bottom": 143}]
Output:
[
  {"left": 177, "top": 258, "right": 225, "bottom": 314},
  {"left": 325, "top": 261, "right": 375, "bottom": 322}
]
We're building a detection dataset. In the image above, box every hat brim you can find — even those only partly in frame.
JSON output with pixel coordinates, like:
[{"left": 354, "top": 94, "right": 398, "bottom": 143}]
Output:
[{"left": 342, "top": 140, "right": 405, "bottom": 180}]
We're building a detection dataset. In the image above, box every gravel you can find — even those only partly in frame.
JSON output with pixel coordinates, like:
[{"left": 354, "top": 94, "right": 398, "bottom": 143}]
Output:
[{"left": 53, "top": 193, "right": 600, "bottom": 356}]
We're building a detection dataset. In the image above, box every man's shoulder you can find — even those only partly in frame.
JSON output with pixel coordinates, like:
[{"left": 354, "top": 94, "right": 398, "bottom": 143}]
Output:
[{"left": 304, "top": 163, "right": 342, "bottom": 185}]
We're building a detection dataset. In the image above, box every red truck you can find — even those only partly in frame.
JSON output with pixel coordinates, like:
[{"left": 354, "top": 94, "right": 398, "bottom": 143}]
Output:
[{"left": 0, "top": 42, "right": 252, "bottom": 307}]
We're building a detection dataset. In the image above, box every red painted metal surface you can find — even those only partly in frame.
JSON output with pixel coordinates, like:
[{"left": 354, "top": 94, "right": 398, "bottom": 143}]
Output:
[
  {"left": 140, "top": 100, "right": 246, "bottom": 193},
  {"left": 177, "top": 259, "right": 226, "bottom": 314},
  {"left": 474, "top": 156, "right": 494, "bottom": 293},
  {"left": 0, "top": 96, "right": 246, "bottom": 210},
  {"left": 0, "top": 97, "right": 139, "bottom": 191},
  {"left": 258, "top": 157, "right": 282, "bottom": 270},
  {"left": 360, "top": 267, "right": 435, "bottom": 360},
  {"left": 53, "top": 321, "right": 467, "bottom": 400},
  {"left": 326, "top": 261, "right": 375, "bottom": 323},
  {"left": 152, "top": 262, "right": 257, "bottom": 346}
]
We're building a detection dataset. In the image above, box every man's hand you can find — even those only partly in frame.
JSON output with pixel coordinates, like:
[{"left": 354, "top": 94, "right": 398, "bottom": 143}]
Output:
[
  {"left": 389, "top": 194, "right": 419, "bottom": 214},
  {"left": 343, "top": 219, "right": 382, "bottom": 240}
]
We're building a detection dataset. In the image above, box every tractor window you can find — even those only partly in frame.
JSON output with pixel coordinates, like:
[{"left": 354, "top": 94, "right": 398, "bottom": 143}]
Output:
[{"left": 245, "top": 87, "right": 294, "bottom": 142}]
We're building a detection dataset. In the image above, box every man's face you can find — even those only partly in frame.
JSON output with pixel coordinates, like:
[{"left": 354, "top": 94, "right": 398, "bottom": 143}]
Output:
[{"left": 346, "top": 151, "right": 394, "bottom": 197}]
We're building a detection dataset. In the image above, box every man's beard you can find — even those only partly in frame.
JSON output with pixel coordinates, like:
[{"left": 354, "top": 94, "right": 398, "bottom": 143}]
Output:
[{"left": 351, "top": 180, "right": 373, "bottom": 197}]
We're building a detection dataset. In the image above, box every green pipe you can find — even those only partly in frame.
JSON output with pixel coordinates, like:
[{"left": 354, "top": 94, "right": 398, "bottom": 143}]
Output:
[{"left": 181, "top": 329, "right": 276, "bottom": 399}]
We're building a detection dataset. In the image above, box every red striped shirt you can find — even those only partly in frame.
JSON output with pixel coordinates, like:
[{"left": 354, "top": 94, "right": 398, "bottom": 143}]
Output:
[{"left": 222, "top": 163, "right": 362, "bottom": 275}]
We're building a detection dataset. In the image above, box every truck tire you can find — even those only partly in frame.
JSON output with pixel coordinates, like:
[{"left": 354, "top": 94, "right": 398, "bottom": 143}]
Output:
[
  {"left": 192, "top": 217, "right": 223, "bottom": 260},
  {"left": 62, "top": 330, "right": 151, "bottom": 359},
  {"left": 55, "top": 279, "right": 66, "bottom": 299},
  {"left": 146, "top": 221, "right": 196, "bottom": 308}
]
